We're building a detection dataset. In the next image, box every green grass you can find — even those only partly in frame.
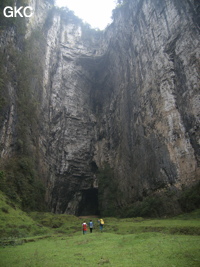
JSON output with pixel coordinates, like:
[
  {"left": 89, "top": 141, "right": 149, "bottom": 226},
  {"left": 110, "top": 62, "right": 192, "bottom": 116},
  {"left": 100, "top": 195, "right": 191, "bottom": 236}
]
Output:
[
  {"left": 0, "top": 190, "right": 200, "bottom": 266},
  {"left": 0, "top": 192, "right": 50, "bottom": 239},
  {"left": 0, "top": 232, "right": 200, "bottom": 266},
  {"left": 104, "top": 214, "right": 200, "bottom": 235},
  {"left": 28, "top": 211, "right": 81, "bottom": 234},
  {"left": 0, "top": 192, "right": 81, "bottom": 240}
]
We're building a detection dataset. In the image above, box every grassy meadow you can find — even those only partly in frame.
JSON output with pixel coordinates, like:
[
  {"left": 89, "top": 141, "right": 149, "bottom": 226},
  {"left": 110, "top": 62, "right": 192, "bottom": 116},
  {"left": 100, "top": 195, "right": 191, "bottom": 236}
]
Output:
[{"left": 0, "top": 191, "right": 200, "bottom": 266}]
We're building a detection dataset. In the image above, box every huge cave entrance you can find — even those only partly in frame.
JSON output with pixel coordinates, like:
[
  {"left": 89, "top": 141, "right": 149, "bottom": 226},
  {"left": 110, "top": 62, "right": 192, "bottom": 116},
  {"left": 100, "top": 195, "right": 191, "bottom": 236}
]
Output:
[{"left": 78, "top": 188, "right": 99, "bottom": 216}]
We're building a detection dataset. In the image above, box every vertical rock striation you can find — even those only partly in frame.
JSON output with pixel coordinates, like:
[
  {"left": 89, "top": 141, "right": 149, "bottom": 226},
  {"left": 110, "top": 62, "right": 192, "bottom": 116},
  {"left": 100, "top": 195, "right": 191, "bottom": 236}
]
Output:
[
  {"left": 40, "top": 10, "right": 102, "bottom": 215},
  {"left": 92, "top": 0, "right": 200, "bottom": 214},
  {"left": 0, "top": 0, "right": 199, "bottom": 216}
]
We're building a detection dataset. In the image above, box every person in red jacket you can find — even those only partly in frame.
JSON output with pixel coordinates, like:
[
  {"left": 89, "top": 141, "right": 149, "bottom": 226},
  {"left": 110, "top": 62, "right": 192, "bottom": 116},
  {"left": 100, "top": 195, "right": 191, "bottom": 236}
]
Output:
[{"left": 82, "top": 222, "right": 87, "bottom": 234}]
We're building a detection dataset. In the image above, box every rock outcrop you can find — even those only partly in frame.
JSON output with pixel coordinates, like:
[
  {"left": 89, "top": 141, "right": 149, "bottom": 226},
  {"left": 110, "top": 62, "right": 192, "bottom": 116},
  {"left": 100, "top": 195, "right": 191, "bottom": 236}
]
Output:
[
  {"left": 92, "top": 0, "right": 200, "bottom": 215},
  {"left": 0, "top": 0, "right": 199, "bottom": 216}
]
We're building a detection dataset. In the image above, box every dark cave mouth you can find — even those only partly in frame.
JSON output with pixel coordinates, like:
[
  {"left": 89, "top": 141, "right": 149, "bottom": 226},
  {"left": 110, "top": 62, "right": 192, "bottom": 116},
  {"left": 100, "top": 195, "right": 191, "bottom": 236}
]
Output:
[{"left": 78, "top": 188, "right": 99, "bottom": 216}]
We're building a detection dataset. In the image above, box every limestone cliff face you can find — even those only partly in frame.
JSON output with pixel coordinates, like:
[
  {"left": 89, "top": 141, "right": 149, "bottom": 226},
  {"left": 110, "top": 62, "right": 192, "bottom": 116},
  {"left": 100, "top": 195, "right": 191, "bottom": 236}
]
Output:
[
  {"left": 0, "top": 0, "right": 199, "bottom": 215},
  {"left": 92, "top": 0, "right": 200, "bottom": 213},
  {"left": 0, "top": 0, "right": 51, "bottom": 158},
  {"left": 42, "top": 14, "right": 102, "bottom": 215}
]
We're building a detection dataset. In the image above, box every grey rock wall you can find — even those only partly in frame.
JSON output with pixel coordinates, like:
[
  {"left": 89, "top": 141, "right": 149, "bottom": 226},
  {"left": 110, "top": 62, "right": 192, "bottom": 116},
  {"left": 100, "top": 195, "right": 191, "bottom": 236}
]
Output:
[
  {"left": 93, "top": 0, "right": 200, "bottom": 211},
  {"left": 40, "top": 11, "right": 103, "bottom": 214},
  {"left": 0, "top": 0, "right": 199, "bottom": 215}
]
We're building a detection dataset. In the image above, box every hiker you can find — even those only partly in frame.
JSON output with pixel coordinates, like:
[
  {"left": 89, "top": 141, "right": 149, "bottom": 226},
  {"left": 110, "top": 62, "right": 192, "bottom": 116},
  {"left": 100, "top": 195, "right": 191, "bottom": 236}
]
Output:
[
  {"left": 98, "top": 218, "right": 104, "bottom": 232},
  {"left": 82, "top": 221, "right": 87, "bottom": 234},
  {"left": 89, "top": 220, "right": 94, "bottom": 233}
]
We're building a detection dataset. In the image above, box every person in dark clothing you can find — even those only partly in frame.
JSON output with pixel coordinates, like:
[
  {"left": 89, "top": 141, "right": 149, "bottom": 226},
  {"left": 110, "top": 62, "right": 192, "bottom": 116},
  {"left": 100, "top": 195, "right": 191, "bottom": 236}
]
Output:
[{"left": 89, "top": 220, "right": 94, "bottom": 233}]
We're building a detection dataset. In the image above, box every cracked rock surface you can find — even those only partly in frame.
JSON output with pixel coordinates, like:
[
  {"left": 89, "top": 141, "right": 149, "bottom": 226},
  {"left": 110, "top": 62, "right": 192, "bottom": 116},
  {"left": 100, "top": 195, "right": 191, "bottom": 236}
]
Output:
[{"left": 0, "top": 0, "right": 199, "bottom": 215}]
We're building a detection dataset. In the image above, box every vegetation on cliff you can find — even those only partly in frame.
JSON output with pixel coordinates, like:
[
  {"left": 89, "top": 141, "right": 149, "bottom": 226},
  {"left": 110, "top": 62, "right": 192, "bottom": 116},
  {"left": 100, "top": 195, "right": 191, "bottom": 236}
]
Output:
[
  {"left": 0, "top": 8, "right": 46, "bottom": 211},
  {"left": 0, "top": 0, "right": 199, "bottom": 218},
  {"left": 98, "top": 163, "right": 122, "bottom": 217},
  {"left": 0, "top": 0, "right": 30, "bottom": 35},
  {"left": 97, "top": 162, "right": 200, "bottom": 218}
]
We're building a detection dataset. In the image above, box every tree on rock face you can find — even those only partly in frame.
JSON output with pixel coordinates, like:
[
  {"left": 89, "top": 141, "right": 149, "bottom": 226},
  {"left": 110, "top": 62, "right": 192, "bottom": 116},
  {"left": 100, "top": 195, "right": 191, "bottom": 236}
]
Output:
[
  {"left": 115, "top": 0, "right": 126, "bottom": 5},
  {"left": 114, "top": 0, "right": 128, "bottom": 9}
]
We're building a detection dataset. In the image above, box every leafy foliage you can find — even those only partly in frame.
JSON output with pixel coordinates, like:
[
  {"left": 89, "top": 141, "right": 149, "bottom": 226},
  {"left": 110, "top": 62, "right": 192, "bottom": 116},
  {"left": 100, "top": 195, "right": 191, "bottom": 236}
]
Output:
[
  {"left": 114, "top": 0, "right": 127, "bottom": 6},
  {"left": 120, "top": 182, "right": 200, "bottom": 218},
  {"left": 0, "top": 54, "right": 10, "bottom": 127},
  {"left": 112, "top": 0, "right": 129, "bottom": 19},
  {"left": 0, "top": 157, "right": 45, "bottom": 211},
  {"left": 0, "top": 0, "right": 29, "bottom": 35},
  {"left": 98, "top": 163, "right": 122, "bottom": 217},
  {"left": 121, "top": 196, "right": 163, "bottom": 218},
  {"left": 179, "top": 182, "right": 200, "bottom": 212},
  {"left": 0, "top": 17, "right": 46, "bottom": 211}
]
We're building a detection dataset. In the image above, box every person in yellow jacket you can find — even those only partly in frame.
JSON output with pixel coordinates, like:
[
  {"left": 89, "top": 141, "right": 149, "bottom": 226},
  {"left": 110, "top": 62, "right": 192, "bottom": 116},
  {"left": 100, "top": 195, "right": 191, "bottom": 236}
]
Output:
[{"left": 98, "top": 218, "right": 104, "bottom": 232}]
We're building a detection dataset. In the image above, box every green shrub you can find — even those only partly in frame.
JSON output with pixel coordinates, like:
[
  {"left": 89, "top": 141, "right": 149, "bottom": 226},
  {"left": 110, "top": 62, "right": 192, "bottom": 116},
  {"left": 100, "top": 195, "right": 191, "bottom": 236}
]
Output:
[
  {"left": 98, "top": 163, "right": 122, "bottom": 217},
  {"left": 121, "top": 182, "right": 200, "bottom": 218},
  {"left": 179, "top": 182, "right": 200, "bottom": 212},
  {"left": 0, "top": 53, "right": 10, "bottom": 127},
  {"left": 121, "top": 195, "right": 163, "bottom": 218},
  {"left": 0, "top": 23, "right": 47, "bottom": 212},
  {"left": 0, "top": 157, "right": 46, "bottom": 211}
]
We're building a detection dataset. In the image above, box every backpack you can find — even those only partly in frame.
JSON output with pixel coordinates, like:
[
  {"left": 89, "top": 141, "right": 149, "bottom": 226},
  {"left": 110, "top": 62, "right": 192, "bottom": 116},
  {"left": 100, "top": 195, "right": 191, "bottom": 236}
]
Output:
[
  {"left": 100, "top": 219, "right": 104, "bottom": 225},
  {"left": 82, "top": 223, "right": 87, "bottom": 231}
]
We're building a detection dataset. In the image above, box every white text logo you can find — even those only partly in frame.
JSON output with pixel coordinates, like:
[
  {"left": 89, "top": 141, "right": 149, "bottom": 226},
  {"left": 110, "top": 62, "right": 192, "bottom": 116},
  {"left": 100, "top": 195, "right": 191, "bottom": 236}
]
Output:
[{"left": 3, "top": 6, "right": 33, "bottom": 18}]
